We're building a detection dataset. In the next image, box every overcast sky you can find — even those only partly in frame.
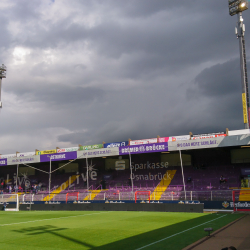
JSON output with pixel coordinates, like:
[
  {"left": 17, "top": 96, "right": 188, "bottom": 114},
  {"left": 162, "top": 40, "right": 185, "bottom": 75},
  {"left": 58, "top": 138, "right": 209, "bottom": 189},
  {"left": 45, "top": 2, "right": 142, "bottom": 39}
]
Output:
[{"left": 0, "top": 0, "right": 249, "bottom": 154}]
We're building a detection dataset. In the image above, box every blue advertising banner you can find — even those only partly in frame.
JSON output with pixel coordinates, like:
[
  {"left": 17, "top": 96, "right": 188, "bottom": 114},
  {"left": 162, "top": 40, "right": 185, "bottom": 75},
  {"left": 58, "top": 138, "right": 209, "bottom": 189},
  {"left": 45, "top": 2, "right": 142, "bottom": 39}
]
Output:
[
  {"left": 40, "top": 151, "right": 77, "bottom": 162},
  {"left": 119, "top": 142, "right": 168, "bottom": 155},
  {"left": 104, "top": 141, "right": 128, "bottom": 148},
  {"left": 0, "top": 159, "right": 7, "bottom": 166}
]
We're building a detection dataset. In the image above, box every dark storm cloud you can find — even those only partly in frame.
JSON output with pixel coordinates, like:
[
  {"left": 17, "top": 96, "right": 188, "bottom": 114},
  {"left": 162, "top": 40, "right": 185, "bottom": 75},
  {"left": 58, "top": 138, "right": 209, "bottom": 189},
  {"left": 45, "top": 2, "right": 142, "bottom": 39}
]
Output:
[
  {"left": 0, "top": 0, "right": 250, "bottom": 154},
  {"left": 193, "top": 59, "right": 243, "bottom": 97},
  {"left": 7, "top": 84, "right": 104, "bottom": 107},
  {"left": 184, "top": 59, "right": 250, "bottom": 134}
]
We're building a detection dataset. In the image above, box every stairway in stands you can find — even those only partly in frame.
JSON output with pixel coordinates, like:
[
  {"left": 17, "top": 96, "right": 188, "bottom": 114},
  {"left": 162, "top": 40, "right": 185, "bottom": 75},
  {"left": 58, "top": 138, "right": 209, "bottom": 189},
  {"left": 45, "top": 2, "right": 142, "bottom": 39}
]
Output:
[
  {"left": 43, "top": 174, "right": 80, "bottom": 201},
  {"left": 150, "top": 170, "right": 176, "bottom": 200}
]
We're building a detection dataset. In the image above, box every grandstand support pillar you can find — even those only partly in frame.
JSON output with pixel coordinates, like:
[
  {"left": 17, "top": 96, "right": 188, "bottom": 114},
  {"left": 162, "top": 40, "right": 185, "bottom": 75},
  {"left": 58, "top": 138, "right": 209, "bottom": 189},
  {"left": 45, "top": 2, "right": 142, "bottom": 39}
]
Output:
[
  {"left": 49, "top": 157, "right": 51, "bottom": 196},
  {"left": 128, "top": 147, "right": 134, "bottom": 193},
  {"left": 86, "top": 156, "right": 89, "bottom": 190},
  {"left": 179, "top": 150, "right": 186, "bottom": 200},
  {"left": 16, "top": 164, "right": 19, "bottom": 193}
]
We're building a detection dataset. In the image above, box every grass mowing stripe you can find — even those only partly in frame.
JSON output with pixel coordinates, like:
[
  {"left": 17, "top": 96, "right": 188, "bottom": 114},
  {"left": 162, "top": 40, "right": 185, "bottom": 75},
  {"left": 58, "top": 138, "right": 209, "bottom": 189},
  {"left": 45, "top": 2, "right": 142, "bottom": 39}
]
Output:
[
  {"left": 135, "top": 214, "right": 227, "bottom": 250},
  {"left": 0, "top": 211, "right": 112, "bottom": 226}
]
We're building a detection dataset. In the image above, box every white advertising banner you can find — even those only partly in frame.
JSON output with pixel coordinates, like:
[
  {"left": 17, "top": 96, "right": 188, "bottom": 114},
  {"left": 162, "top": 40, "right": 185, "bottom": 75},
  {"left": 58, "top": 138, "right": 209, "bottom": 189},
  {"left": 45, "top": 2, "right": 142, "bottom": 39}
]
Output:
[
  {"left": 159, "top": 135, "right": 190, "bottom": 142},
  {"left": 191, "top": 134, "right": 226, "bottom": 140},
  {"left": 17, "top": 152, "right": 35, "bottom": 157},
  {"left": 7, "top": 155, "right": 41, "bottom": 165},
  {"left": 168, "top": 137, "right": 225, "bottom": 151},
  {"left": 228, "top": 129, "right": 250, "bottom": 136},
  {"left": 130, "top": 138, "right": 158, "bottom": 145},
  {"left": 0, "top": 153, "right": 17, "bottom": 159},
  {"left": 77, "top": 147, "right": 119, "bottom": 158},
  {"left": 57, "top": 147, "right": 78, "bottom": 153}
]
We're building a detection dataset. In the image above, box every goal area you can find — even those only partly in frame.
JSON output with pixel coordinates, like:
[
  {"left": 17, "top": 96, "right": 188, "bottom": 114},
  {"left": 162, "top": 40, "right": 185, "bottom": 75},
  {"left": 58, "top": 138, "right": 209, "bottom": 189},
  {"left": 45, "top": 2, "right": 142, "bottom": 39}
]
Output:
[
  {"left": 232, "top": 190, "right": 250, "bottom": 212},
  {"left": 135, "top": 191, "right": 151, "bottom": 203},
  {"left": 66, "top": 192, "right": 79, "bottom": 204},
  {"left": 0, "top": 194, "right": 19, "bottom": 211}
]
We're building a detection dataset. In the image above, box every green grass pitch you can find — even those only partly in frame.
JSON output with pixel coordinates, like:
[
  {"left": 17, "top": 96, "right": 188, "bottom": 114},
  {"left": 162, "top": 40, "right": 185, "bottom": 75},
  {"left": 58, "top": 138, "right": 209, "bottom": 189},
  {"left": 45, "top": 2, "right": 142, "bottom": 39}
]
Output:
[{"left": 0, "top": 211, "right": 242, "bottom": 250}]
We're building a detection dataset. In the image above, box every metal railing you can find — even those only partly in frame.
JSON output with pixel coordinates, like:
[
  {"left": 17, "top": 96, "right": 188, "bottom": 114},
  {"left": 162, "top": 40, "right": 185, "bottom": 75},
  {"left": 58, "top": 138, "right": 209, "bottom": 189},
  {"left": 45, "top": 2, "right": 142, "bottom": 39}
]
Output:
[{"left": 18, "top": 190, "right": 234, "bottom": 202}]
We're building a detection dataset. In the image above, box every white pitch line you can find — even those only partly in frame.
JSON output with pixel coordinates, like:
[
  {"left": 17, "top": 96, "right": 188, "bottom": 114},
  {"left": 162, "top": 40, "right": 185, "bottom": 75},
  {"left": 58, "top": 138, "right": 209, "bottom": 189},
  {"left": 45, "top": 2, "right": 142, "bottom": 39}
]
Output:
[
  {"left": 0, "top": 211, "right": 112, "bottom": 227},
  {"left": 135, "top": 214, "right": 227, "bottom": 250}
]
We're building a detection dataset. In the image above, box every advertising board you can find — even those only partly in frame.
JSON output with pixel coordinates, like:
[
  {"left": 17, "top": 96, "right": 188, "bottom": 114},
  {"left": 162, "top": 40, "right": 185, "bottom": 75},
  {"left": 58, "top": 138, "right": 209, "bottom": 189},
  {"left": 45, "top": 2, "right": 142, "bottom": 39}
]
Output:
[
  {"left": 79, "top": 144, "right": 103, "bottom": 150},
  {"left": 40, "top": 151, "right": 77, "bottom": 162},
  {"left": 119, "top": 142, "right": 168, "bottom": 155},
  {"left": 77, "top": 147, "right": 119, "bottom": 158},
  {"left": 57, "top": 147, "right": 78, "bottom": 153},
  {"left": 0, "top": 153, "right": 17, "bottom": 159},
  {"left": 104, "top": 141, "right": 128, "bottom": 148},
  {"left": 36, "top": 150, "right": 57, "bottom": 155},
  {"left": 159, "top": 135, "right": 190, "bottom": 142},
  {"left": 8, "top": 155, "right": 40, "bottom": 165},
  {"left": 130, "top": 138, "right": 158, "bottom": 145},
  {"left": 0, "top": 159, "right": 7, "bottom": 166},
  {"left": 16, "top": 152, "right": 35, "bottom": 157}
]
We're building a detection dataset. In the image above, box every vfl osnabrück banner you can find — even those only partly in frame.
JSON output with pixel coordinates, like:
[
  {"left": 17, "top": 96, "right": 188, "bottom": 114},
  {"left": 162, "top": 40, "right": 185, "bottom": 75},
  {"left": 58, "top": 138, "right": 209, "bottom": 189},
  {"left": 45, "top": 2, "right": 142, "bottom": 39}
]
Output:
[
  {"left": 119, "top": 142, "right": 168, "bottom": 155},
  {"left": 77, "top": 147, "right": 119, "bottom": 158},
  {"left": 104, "top": 141, "right": 128, "bottom": 148},
  {"left": 7, "top": 155, "right": 41, "bottom": 165},
  {"left": 168, "top": 134, "right": 250, "bottom": 151},
  {"left": 40, "top": 151, "right": 77, "bottom": 162},
  {"left": 0, "top": 159, "right": 7, "bottom": 166}
]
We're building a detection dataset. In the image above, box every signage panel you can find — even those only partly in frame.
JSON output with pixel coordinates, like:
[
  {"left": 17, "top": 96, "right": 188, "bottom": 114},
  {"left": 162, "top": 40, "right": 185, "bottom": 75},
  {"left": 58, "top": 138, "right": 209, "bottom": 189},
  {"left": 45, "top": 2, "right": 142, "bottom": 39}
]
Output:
[
  {"left": 40, "top": 151, "right": 77, "bottom": 162},
  {"left": 159, "top": 135, "right": 190, "bottom": 142},
  {"left": 0, "top": 154, "right": 16, "bottom": 159},
  {"left": 79, "top": 144, "right": 103, "bottom": 150},
  {"left": 130, "top": 138, "right": 158, "bottom": 145},
  {"left": 8, "top": 155, "right": 40, "bottom": 165},
  {"left": 228, "top": 129, "right": 250, "bottom": 136},
  {"left": 104, "top": 141, "right": 128, "bottom": 148},
  {"left": 242, "top": 93, "right": 248, "bottom": 124},
  {"left": 17, "top": 152, "right": 35, "bottom": 157},
  {"left": 36, "top": 150, "right": 57, "bottom": 155},
  {"left": 191, "top": 134, "right": 226, "bottom": 140},
  {"left": 57, "top": 147, "right": 78, "bottom": 153},
  {"left": 0, "top": 159, "right": 7, "bottom": 166},
  {"left": 119, "top": 142, "right": 168, "bottom": 155},
  {"left": 168, "top": 134, "right": 250, "bottom": 151},
  {"left": 77, "top": 147, "right": 119, "bottom": 158}
]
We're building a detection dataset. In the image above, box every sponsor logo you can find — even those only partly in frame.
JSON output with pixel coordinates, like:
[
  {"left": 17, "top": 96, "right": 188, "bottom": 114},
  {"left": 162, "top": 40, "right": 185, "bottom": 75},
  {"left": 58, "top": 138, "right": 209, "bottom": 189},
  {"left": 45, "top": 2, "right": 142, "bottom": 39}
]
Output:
[{"left": 222, "top": 201, "right": 230, "bottom": 208}]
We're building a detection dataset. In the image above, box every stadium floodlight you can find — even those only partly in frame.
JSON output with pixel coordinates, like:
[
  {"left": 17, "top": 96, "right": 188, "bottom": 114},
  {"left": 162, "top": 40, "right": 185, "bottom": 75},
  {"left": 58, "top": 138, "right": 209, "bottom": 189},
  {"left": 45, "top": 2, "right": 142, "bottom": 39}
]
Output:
[
  {"left": 0, "top": 64, "right": 7, "bottom": 108},
  {"left": 229, "top": 1, "right": 249, "bottom": 128},
  {"left": 229, "top": 0, "right": 248, "bottom": 16}
]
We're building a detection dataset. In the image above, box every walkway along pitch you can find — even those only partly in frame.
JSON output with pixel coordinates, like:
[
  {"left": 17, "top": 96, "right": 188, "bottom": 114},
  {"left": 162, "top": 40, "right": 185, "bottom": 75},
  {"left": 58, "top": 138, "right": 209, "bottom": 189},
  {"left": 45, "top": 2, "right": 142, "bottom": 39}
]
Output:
[{"left": 182, "top": 214, "right": 250, "bottom": 250}]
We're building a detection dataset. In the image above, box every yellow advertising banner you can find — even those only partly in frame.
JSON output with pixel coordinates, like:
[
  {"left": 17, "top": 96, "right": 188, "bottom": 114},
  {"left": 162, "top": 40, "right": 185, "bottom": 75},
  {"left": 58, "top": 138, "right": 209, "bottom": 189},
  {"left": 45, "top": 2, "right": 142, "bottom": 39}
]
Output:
[
  {"left": 36, "top": 149, "right": 57, "bottom": 155},
  {"left": 242, "top": 93, "right": 248, "bottom": 124}
]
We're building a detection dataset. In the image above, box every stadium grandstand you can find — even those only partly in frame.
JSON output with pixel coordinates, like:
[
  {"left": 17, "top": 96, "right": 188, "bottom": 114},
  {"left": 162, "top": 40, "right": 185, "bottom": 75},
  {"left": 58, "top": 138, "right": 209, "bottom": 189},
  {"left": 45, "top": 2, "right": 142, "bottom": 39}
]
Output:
[{"left": 1, "top": 127, "right": 250, "bottom": 212}]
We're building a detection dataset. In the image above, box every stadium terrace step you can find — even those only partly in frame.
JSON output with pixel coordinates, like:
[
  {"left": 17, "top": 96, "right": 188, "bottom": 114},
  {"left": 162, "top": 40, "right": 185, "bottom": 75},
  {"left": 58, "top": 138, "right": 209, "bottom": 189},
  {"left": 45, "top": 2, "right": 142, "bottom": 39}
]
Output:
[
  {"left": 150, "top": 170, "right": 176, "bottom": 200},
  {"left": 83, "top": 190, "right": 102, "bottom": 200},
  {"left": 43, "top": 175, "right": 80, "bottom": 201}
]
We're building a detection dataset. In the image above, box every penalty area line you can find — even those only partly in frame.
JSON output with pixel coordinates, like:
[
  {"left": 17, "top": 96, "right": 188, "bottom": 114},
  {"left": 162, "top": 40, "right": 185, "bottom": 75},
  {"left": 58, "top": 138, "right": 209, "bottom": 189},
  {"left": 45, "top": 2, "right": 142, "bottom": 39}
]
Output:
[
  {"left": 135, "top": 214, "right": 227, "bottom": 250},
  {"left": 0, "top": 211, "right": 112, "bottom": 227}
]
